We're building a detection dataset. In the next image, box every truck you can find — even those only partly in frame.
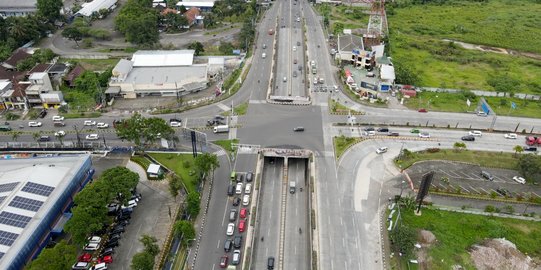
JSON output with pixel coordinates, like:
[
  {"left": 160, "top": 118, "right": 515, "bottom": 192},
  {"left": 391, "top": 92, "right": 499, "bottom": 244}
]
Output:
[
  {"left": 289, "top": 181, "right": 296, "bottom": 194},
  {"left": 525, "top": 136, "right": 541, "bottom": 146},
  {"left": 213, "top": 125, "right": 229, "bottom": 133},
  {"left": 310, "top": 60, "right": 317, "bottom": 74}
]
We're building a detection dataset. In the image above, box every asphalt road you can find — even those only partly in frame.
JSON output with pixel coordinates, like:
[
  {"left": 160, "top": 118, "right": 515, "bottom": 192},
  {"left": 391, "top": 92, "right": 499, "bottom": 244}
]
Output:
[{"left": 253, "top": 157, "right": 283, "bottom": 269}]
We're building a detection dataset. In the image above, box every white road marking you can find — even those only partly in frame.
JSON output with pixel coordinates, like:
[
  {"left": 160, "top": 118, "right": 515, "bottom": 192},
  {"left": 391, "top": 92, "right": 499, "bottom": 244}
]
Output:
[
  {"left": 221, "top": 201, "right": 229, "bottom": 227},
  {"left": 216, "top": 239, "right": 221, "bottom": 249},
  {"left": 216, "top": 103, "right": 230, "bottom": 111}
]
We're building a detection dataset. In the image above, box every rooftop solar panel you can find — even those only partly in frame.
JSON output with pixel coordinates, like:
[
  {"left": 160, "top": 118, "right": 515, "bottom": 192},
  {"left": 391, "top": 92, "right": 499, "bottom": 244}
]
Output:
[
  {"left": 0, "top": 182, "right": 19, "bottom": 193},
  {"left": 0, "top": 231, "right": 18, "bottom": 247},
  {"left": 8, "top": 196, "right": 44, "bottom": 212},
  {"left": 0, "top": 212, "right": 32, "bottom": 229},
  {"left": 21, "top": 182, "right": 55, "bottom": 197}
]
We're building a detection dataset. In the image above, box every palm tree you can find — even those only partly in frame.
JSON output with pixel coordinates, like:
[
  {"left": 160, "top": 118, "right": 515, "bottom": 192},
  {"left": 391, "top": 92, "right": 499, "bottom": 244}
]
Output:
[
  {"left": 32, "top": 132, "right": 41, "bottom": 146},
  {"left": 513, "top": 145, "right": 524, "bottom": 157},
  {"left": 57, "top": 133, "right": 65, "bottom": 146},
  {"left": 11, "top": 131, "right": 20, "bottom": 142}
]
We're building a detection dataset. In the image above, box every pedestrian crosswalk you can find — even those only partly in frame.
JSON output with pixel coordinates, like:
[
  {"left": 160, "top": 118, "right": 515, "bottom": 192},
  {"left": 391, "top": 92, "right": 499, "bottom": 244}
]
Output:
[{"left": 214, "top": 149, "right": 227, "bottom": 156}]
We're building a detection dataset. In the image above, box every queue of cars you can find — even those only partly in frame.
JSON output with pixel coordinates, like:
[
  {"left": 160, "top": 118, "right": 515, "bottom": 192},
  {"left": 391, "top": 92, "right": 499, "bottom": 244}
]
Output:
[
  {"left": 220, "top": 171, "right": 254, "bottom": 268},
  {"left": 72, "top": 189, "right": 142, "bottom": 270}
]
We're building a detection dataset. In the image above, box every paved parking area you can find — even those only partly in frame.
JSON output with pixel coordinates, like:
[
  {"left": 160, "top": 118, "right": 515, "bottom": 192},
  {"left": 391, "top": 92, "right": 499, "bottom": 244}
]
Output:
[
  {"left": 407, "top": 161, "right": 541, "bottom": 199},
  {"left": 106, "top": 162, "right": 179, "bottom": 270}
]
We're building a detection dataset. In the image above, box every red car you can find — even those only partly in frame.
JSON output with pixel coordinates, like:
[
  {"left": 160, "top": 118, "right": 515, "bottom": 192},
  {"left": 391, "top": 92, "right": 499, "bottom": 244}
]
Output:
[
  {"left": 240, "top": 208, "right": 247, "bottom": 219},
  {"left": 238, "top": 220, "right": 246, "bottom": 233},
  {"left": 219, "top": 255, "right": 228, "bottom": 268},
  {"left": 418, "top": 108, "right": 428, "bottom": 113},
  {"left": 78, "top": 253, "right": 92, "bottom": 263},
  {"left": 98, "top": 255, "right": 113, "bottom": 264}
]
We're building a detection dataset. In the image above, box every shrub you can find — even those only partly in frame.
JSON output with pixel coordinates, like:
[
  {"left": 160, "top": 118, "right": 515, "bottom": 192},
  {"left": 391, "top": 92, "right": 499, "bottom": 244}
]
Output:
[
  {"left": 484, "top": 205, "right": 496, "bottom": 213},
  {"left": 426, "top": 148, "right": 440, "bottom": 153}
]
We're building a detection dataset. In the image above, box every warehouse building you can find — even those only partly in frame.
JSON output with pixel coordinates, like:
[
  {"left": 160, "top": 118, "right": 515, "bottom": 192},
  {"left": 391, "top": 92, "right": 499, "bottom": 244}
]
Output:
[
  {"left": 108, "top": 50, "right": 209, "bottom": 98},
  {"left": 0, "top": 155, "right": 94, "bottom": 269}
]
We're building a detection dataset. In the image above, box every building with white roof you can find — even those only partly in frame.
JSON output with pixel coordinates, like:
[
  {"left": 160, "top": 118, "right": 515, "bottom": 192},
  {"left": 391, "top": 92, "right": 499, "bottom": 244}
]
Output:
[
  {"left": 0, "top": 155, "right": 94, "bottom": 269},
  {"left": 379, "top": 64, "right": 395, "bottom": 92},
  {"left": 109, "top": 50, "right": 209, "bottom": 98},
  {"left": 176, "top": 0, "right": 214, "bottom": 11},
  {"left": 75, "top": 0, "right": 117, "bottom": 17},
  {"left": 0, "top": 0, "right": 37, "bottom": 18}
]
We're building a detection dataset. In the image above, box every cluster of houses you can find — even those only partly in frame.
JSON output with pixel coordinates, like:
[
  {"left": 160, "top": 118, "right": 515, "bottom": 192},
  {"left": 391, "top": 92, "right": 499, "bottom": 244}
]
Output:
[
  {"left": 333, "top": 30, "right": 395, "bottom": 99},
  {"left": 0, "top": 49, "right": 86, "bottom": 111}
]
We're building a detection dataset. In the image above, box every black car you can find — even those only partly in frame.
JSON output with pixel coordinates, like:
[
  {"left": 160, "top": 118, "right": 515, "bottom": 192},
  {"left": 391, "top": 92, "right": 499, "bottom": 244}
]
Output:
[
  {"left": 461, "top": 135, "right": 475, "bottom": 141},
  {"left": 377, "top": 127, "right": 389, "bottom": 132},
  {"left": 113, "top": 225, "right": 125, "bottom": 231},
  {"left": 523, "top": 146, "right": 537, "bottom": 152},
  {"left": 496, "top": 188, "right": 510, "bottom": 197},
  {"left": 100, "top": 248, "right": 115, "bottom": 257},
  {"left": 267, "top": 257, "right": 275, "bottom": 269},
  {"left": 104, "top": 240, "right": 119, "bottom": 249},
  {"left": 363, "top": 127, "right": 375, "bottom": 132},
  {"left": 116, "top": 220, "right": 129, "bottom": 227},
  {"left": 110, "top": 227, "right": 125, "bottom": 235},
  {"left": 224, "top": 239, "right": 232, "bottom": 252},
  {"left": 227, "top": 185, "right": 235, "bottom": 196},
  {"left": 237, "top": 174, "right": 244, "bottom": 182},
  {"left": 234, "top": 236, "right": 242, "bottom": 248},
  {"left": 108, "top": 233, "right": 121, "bottom": 242},
  {"left": 38, "top": 109, "right": 47, "bottom": 118},
  {"left": 233, "top": 197, "right": 241, "bottom": 206},
  {"left": 116, "top": 214, "right": 130, "bottom": 222},
  {"left": 37, "top": 135, "right": 51, "bottom": 142}
]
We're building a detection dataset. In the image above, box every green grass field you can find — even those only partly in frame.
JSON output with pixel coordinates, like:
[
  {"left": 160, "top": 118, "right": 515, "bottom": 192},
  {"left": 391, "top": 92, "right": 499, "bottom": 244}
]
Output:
[
  {"left": 60, "top": 58, "right": 120, "bottom": 71},
  {"left": 213, "top": 139, "right": 239, "bottom": 156},
  {"left": 333, "top": 136, "right": 362, "bottom": 159},
  {"left": 148, "top": 153, "right": 197, "bottom": 193},
  {"left": 388, "top": 0, "right": 541, "bottom": 93},
  {"left": 396, "top": 149, "right": 520, "bottom": 170},
  {"left": 399, "top": 208, "right": 541, "bottom": 269},
  {"left": 402, "top": 91, "right": 541, "bottom": 118}
]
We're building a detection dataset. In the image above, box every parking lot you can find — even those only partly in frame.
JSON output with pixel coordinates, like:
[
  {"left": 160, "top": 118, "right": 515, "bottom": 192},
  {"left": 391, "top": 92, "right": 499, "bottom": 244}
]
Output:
[
  {"left": 407, "top": 161, "right": 541, "bottom": 199},
  {"left": 86, "top": 155, "right": 178, "bottom": 269}
]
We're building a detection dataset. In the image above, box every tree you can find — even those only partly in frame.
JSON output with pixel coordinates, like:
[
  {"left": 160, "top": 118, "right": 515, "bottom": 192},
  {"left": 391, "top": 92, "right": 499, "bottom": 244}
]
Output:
[
  {"left": 194, "top": 152, "right": 220, "bottom": 177},
  {"left": 33, "top": 132, "right": 41, "bottom": 144},
  {"left": 516, "top": 154, "right": 541, "bottom": 181},
  {"left": 218, "top": 42, "right": 234, "bottom": 55},
  {"left": 390, "top": 225, "right": 417, "bottom": 257},
  {"left": 74, "top": 71, "right": 102, "bottom": 102},
  {"left": 131, "top": 251, "right": 154, "bottom": 270},
  {"left": 187, "top": 41, "right": 205, "bottom": 56},
  {"left": 487, "top": 75, "right": 519, "bottom": 97},
  {"left": 140, "top": 235, "right": 160, "bottom": 256},
  {"left": 114, "top": 113, "right": 175, "bottom": 150},
  {"left": 11, "top": 131, "right": 20, "bottom": 142},
  {"left": 453, "top": 142, "right": 466, "bottom": 152},
  {"left": 27, "top": 240, "right": 77, "bottom": 270},
  {"left": 62, "top": 27, "right": 83, "bottom": 47},
  {"left": 395, "top": 64, "right": 420, "bottom": 86},
  {"left": 167, "top": 172, "right": 183, "bottom": 197},
  {"left": 186, "top": 192, "right": 200, "bottom": 218},
  {"left": 37, "top": 0, "right": 63, "bottom": 22},
  {"left": 115, "top": 2, "right": 159, "bottom": 45},
  {"left": 174, "top": 220, "right": 196, "bottom": 246},
  {"left": 203, "top": 13, "right": 215, "bottom": 28},
  {"left": 513, "top": 145, "right": 524, "bottom": 157}
]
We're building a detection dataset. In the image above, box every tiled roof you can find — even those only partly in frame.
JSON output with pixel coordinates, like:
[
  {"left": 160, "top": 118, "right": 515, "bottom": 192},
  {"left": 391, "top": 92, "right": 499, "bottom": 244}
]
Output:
[
  {"left": 65, "top": 65, "right": 85, "bottom": 86},
  {"left": 28, "top": 63, "right": 51, "bottom": 74},
  {"left": 2, "top": 49, "right": 32, "bottom": 69},
  {"left": 184, "top": 7, "right": 200, "bottom": 24}
]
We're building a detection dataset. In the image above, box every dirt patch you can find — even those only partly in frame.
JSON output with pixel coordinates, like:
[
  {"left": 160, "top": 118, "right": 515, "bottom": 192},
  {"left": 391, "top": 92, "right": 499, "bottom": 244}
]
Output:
[{"left": 469, "top": 238, "right": 541, "bottom": 270}]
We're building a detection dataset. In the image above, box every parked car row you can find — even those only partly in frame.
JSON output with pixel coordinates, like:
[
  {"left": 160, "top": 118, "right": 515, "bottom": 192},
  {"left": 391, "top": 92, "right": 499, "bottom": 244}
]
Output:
[{"left": 73, "top": 189, "right": 141, "bottom": 270}]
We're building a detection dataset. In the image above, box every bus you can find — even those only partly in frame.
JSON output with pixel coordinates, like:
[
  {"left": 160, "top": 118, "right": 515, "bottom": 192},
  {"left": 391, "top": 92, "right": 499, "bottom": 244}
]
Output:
[{"left": 0, "top": 125, "right": 12, "bottom": 131}]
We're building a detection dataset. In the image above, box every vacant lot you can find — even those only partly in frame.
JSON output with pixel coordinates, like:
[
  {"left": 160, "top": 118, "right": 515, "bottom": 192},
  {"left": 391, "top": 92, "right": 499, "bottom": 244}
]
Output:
[
  {"left": 388, "top": 0, "right": 541, "bottom": 93},
  {"left": 402, "top": 91, "right": 541, "bottom": 118},
  {"left": 398, "top": 208, "right": 541, "bottom": 269},
  {"left": 148, "top": 153, "right": 197, "bottom": 192}
]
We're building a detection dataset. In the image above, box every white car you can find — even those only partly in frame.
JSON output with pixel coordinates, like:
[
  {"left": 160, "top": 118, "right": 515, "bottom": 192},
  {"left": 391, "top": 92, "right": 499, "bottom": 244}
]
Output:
[
  {"left": 468, "top": 130, "right": 482, "bottom": 137},
  {"left": 121, "top": 200, "right": 137, "bottom": 209},
  {"left": 84, "top": 120, "right": 96, "bottom": 126},
  {"left": 235, "top": 183, "right": 243, "bottom": 195},
  {"left": 504, "top": 133, "right": 517, "bottom": 139},
  {"left": 376, "top": 147, "right": 388, "bottom": 154},
  {"left": 28, "top": 121, "right": 42, "bottom": 127},
  {"left": 226, "top": 223, "right": 235, "bottom": 236},
  {"left": 87, "top": 236, "right": 102, "bottom": 244},
  {"left": 245, "top": 183, "right": 252, "bottom": 194},
  {"left": 513, "top": 176, "right": 526, "bottom": 184},
  {"left": 170, "top": 121, "right": 182, "bottom": 127},
  {"left": 96, "top": 123, "right": 109, "bottom": 129},
  {"left": 52, "top": 115, "right": 64, "bottom": 121},
  {"left": 242, "top": 194, "right": 250, "bottom": 206},
  {"left": 90, "top": 262, "right": 108, "bottom": 270},
  {"left": 83, "top": 242, "right": 100, "bottom": 251},
  {"left": 293, "top": 46, "right": 297, "bottom": 51},
  {"left": 54, "top": 130, "right": 66, "bottom": 137},
  {"left": 419, "top": 132, "right": 431, "bottom": 138},
  {"left": 85, "top": 134, "right": 99, "bottom": 140}
]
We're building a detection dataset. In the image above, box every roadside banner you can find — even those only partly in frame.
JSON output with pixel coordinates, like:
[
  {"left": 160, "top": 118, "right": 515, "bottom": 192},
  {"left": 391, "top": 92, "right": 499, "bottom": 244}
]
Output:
[
  {"left": 511, "top": 102, "right": 517, "bottom": 109},
  {"left": 466, "top": 99, "right": 471, "bottom": 107}
]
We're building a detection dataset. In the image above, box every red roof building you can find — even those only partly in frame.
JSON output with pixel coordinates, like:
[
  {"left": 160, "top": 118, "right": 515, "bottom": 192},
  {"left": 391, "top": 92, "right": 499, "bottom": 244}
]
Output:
[
  {"left": 64, "top": 65, "right": 85, "bottom": 87},
  {"left": 184, "top": 7, "right": 200, "bottom": 26},
  {"left": 1, "top": 49, "right": 32, "bottom": 70}
]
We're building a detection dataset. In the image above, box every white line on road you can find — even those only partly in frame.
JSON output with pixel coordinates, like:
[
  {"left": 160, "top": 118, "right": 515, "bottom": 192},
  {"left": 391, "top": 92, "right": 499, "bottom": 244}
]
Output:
[
  {"left": 340, "top": 216, "right": 343, "bottom": 226},
  {"left": 216, "top": 239, "right": 221, "bottom": 249},
  {"left": 221, "top": 201, "right": 229, "bottom": 227}
]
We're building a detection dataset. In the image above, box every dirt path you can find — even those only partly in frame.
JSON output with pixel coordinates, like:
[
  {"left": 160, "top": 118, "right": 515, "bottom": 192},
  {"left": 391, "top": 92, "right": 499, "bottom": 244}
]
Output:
[{"left": 442, "top": 39, "right": 541, "bottom": 61}]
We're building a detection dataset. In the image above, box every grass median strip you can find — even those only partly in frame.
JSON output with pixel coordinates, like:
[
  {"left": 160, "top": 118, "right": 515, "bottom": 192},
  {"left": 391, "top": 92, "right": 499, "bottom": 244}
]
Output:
[
  {"left": 333, "top": 135, "right": 363, "bottom": 159},
  {"left": 212, "top": 139, "right": 239, "bottom": 156}
]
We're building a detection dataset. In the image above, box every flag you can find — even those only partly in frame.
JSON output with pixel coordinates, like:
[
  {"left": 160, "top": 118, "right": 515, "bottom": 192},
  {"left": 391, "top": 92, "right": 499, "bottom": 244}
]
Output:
[
  {"left": 466, "top": 99, "right": 471, "bottom": 107},
  {"left": 511, "top": 102, "right": 517, "bottom": 109}
]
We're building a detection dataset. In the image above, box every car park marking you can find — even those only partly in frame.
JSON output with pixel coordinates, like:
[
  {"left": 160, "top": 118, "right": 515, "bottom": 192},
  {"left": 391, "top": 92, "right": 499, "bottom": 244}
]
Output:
[{"left": 468, "top": 186, "right": 482, "bottom": 194}]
